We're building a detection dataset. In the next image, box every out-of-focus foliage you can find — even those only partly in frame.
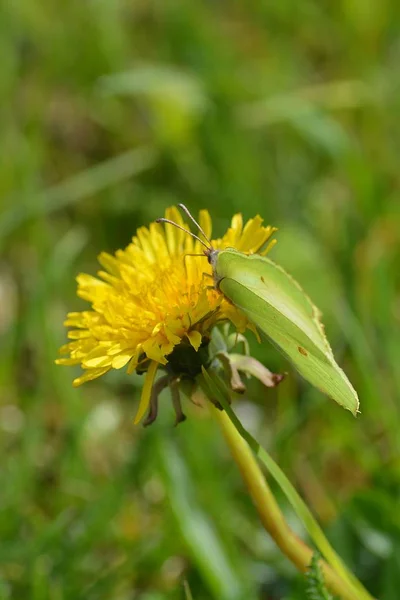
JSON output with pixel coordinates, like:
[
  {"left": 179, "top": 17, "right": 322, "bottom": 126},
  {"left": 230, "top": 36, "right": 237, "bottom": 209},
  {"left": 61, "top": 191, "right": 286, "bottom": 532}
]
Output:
[{"left": 1, "top": 1, "right": 399, "bottom": 599}]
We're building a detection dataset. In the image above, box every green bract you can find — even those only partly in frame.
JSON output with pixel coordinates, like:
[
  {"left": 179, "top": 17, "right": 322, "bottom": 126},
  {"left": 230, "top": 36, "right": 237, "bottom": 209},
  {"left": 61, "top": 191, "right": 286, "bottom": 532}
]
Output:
[{"left": 210, "top": 248, "right": 359, "bottom": 415}]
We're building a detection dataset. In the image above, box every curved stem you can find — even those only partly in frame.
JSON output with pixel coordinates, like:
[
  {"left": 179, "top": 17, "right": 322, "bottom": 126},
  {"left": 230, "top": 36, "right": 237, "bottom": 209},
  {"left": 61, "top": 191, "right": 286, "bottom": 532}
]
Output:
[{"left": 210, "top": 405, "right": 370, "bottom": 600}]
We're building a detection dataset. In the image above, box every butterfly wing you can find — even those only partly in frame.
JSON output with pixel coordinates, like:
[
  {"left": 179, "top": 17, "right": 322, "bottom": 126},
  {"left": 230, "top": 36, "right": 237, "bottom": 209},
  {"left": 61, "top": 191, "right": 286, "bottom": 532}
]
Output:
[{"left": 217, "top": 250, "right": 359, "bottom": 415}]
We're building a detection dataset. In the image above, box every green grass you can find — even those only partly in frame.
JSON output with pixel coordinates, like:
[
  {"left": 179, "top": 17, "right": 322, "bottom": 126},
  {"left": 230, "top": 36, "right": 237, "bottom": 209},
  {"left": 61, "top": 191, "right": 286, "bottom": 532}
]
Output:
[{"left": 1, "top": 1, "right": 400, "bottom": 598}]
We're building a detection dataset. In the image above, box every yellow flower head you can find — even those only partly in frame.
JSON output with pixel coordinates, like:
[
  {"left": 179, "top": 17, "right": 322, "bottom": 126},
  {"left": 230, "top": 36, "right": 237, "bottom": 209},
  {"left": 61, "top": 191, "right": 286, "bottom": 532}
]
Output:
[{"left": 56, "top": 206, "right": 276, "bottom": 423}]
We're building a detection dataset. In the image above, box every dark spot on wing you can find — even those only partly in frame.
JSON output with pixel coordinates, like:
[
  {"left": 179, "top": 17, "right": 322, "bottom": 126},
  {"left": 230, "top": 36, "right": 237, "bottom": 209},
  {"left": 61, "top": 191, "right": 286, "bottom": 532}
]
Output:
[
  {"left": 298, "top": 346, "right": 308, "bottom": 357},
  {"left": 260, "top": 276, "right": 265, "bottom": 283}
]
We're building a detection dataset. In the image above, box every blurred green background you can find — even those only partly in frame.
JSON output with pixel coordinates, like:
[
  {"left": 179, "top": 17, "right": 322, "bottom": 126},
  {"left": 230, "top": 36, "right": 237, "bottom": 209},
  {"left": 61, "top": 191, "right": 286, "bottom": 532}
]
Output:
[{"left": 1, "top": 1, "right": 400, "bottom": 599}]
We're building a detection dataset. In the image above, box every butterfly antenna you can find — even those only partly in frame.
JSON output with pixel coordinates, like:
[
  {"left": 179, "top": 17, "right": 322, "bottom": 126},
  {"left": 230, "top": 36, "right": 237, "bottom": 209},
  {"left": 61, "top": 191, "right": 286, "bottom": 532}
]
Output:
[
  {"left": 156, "top": 218, "right": 210, "bottom": 250},
  {"left": 177, "top": 204, "right": 212, "bottom": 246}
]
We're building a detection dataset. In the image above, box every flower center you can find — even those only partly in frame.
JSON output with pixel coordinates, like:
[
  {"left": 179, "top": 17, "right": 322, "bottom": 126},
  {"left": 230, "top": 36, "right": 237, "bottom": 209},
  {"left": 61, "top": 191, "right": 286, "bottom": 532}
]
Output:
[{"left": 165, "top": 338, "right": 212, "bottom": 377}]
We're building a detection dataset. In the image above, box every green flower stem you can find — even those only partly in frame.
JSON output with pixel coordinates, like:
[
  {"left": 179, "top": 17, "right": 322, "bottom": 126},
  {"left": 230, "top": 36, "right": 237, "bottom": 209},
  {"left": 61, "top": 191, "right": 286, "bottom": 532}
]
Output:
[
  {"left": 200, "top": 367, "right": 375, "bottom": 600},
  {"left": 210, "top": 404, "right": 361, "bottom": 600},
  {"left": 209, "top": 403, "right": 359, "bottom": 600}
]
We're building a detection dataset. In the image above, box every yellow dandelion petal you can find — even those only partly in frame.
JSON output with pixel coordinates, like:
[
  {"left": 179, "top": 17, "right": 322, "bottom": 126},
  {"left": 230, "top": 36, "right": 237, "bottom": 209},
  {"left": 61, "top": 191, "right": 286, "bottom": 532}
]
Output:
[
  {"left": 261, "top": 237, "right": 278, "bottom": 256},
  {"left": 67, "top": 330, "right": 92, "bottom": 340},
  {"left": 98, "top": 252, "right": 121, "bottom": 276},
  {"left": 134, "top": 360, "right": 159, "bottom": 424},
  {"left": 127, "top": 356, "right": 138, "bottom": 375},
  {"left": 198, "top": 209, "right": 212, "bottom": 240},
  {"left": 236, "top": 216, "right": 264, "bottom": 250},
  {"left": 136, "top": 227, "right": 156, "bottom": 262},
  {"left": 149, "top": 222, "right": 169, "bottom": 256},
  {"left": 63, "top": 312, "right": 86, "bottom": 327},
  {"left": 77, "top": 273, "right": 108, "bottom": 289},
  {"left": 112, "top": 354, "right": 134, "bottom": 369},
  {"left": 141, "top": 338, "right": 169, "bottom": 364},
  {"left": 107, "top": 342, "right": 132, "bottom": 356},
  {"left": 83, "top": 355, "right": 112, "bottom": 369},
  {"left": 231, "top": 213, "right": 243, "bottom": 235},
  {"left": 55, "top": 357, "right": 81, "bottom": 366},
  {"left": 97, "top": 270, "right": 120, "bottom": 286},
  {"left": 164, "top": 206, "right": 185, "bottom": 254},
  {"left": 186, "top": 330, "right": 202, "bottom": 350},
  {"left": 72, "top": 367, "right": 111, "bottom": 387}
]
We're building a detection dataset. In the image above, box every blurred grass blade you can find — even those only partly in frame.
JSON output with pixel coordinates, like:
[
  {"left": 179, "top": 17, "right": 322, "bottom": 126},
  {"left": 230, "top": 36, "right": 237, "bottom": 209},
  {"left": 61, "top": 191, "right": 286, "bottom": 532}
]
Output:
[
  {"left": 156, "top": 435, "right": 253, "bottom": 600},
  {"left": 99, "top": 64, "right": 208, "bottom": 115},
  {"left": 183, "top": 580, "right": 194, "bottom": 600},
  {"left": 200, "top": 368, "right": 374, "bottom": 600},
  {"left": 238, "top": 79, "right": 378, "bottom": 128},
  {"left": 0, "top": 147, "right": 156, "bottom": 242}
]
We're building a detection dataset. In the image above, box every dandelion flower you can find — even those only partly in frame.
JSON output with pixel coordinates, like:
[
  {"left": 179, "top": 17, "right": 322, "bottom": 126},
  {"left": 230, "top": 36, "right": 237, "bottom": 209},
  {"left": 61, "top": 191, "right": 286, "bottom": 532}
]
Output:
[{"left": 56, "top": 206, "right": 277, "bottom": 423}]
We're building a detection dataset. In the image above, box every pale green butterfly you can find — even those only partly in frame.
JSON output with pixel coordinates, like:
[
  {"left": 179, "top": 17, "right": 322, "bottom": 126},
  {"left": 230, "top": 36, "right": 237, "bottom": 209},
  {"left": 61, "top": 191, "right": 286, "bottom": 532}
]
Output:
[{"left": 157, "top": 205, "right": 359, "bottom": 415}]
